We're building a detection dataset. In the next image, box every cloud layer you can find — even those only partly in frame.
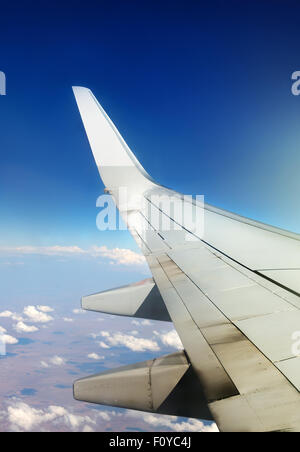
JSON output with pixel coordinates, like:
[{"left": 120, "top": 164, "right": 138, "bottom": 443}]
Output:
[
  {"left": 0, "top": 245, "right": 146, "bottom": 266},
  {"left": 0, "top": 400, "right": 99, "bottom": 432},
  {"left": 0, "top": 399, "right": 218, "bottom": 432}
]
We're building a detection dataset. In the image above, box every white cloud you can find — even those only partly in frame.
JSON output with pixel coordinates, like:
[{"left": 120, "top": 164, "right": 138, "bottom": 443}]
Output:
[
  {"left": 0, "top": 310, "right": 13, "bottom": 318},
  {"left": 0, "top": 325, "right": 18, "bottom": 345},
  {"left": 7, "top": 401, "right": 44, "bottom": 431},
  {"left": 154, "top": 330, "right": 183, "bottom": 350},
  {"left": 0, "top": 306, "right": 53, "bottom": 332},
  {"left": 0, "top": 311, "right": 23, "bottom": 322},
  {"left": 36, "top": 305, "right": 54, "bottom": 313},
  {"left": 82, "top": 425, "right": 95, "bottom": 432},
  {"left": 49, "top": 356, "right": 65, "bottom": 366},
  {"left": 23, "top": 306, "right": 53, "bottom": 324},
  {"left": 73, "top": 309, "right": 86, "bottom": 315},
  {"left": 14, "top": 321, "right": 39, "bottom": 334},
  {"left": 131, "top": 319, "right": 152, "bottom": 326},
  {"left": 2, "top": 400, "right": 98, "bottom": 432},
  {"left": 99, "top": 331, "right": 160, "bottom": 352},
  {"left": 91, "top": 246, "right": 145, "bottom": 266},
  {"left": 40, "top": 361, "right": 49, "bottom": 368},
  {"left": 40, "top": 356, "right": 65, "bottom": 368},
  {"left": 0, "top": 245, "right": 146, "bottom": 266},
  {"left": 0, "top": 246, "right": 85, "bottom": 257},
  {"left": 87, "top": 353, "right": 104, "bottom": 360},
  {"left": 127, "top": 411, "right": 218, "bottom": 432},
  {"left": 97, "top": 411, "right": 111, "bottom": 421},
  {"left": 101, "top": 331, "right": 110, "bottom": 337},
  {"left": 0, "top": 333, "right": 18, "bottom": 345},
  {"left": 98, "top": 341, "right": 110, "bottom": 349},
  {"left": 90, "top": 332, "right": 100, "bottom": 339},
  {"left": 63, "top": 317, "right": 74, "bottom": 322}
]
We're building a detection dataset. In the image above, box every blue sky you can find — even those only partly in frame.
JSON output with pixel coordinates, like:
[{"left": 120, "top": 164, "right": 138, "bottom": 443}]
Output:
[
  {"left": 1, "top": 0, "right": 300, "bottom": 313},
  {"left": 0, "top": 0, "right": 300, "bottom": 432},
  {"left": 1, "top": 0, "right": 300, "bottom": 249}
]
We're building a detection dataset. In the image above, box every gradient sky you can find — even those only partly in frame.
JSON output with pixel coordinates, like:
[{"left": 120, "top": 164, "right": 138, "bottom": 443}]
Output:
[
  {"left": 0, "top": 0, "right": 300, "bottom": 432},
  {"left": 1, "top": 0, "right": 300, "bottom": 248}
]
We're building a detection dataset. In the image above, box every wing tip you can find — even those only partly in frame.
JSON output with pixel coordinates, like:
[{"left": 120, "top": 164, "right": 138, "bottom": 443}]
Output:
[{"left": 72, "top": 86, "right": 92, "bottom": 95}]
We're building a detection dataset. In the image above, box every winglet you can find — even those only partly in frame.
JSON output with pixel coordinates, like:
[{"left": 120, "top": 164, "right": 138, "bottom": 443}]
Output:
[{"left": 72, "top": 86, "right": 155, "bottom": 191}]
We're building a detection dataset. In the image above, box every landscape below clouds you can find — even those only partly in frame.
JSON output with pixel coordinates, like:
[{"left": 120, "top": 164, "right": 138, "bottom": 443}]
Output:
[{"left": 0, "top": 245, "right": 217, "bottom": 432}]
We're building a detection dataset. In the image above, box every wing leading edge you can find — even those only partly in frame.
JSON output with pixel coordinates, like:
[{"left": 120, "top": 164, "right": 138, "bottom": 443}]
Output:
[{"left": 73, "top": 87, "right": 300, "bottom": 432}]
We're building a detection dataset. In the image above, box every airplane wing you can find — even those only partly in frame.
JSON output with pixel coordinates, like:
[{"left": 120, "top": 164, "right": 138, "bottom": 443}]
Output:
[{"left": 72, "top": 86, "right": 300, "bottom": 432}]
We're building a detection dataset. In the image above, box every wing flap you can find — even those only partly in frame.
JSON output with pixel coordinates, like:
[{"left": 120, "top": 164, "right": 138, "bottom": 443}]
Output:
[
  {"left": 147, "top": 253, "right": 239, "bottom": 402},
  {"left": 258, "top": 269, "right": 300, "bottom": 295}
]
